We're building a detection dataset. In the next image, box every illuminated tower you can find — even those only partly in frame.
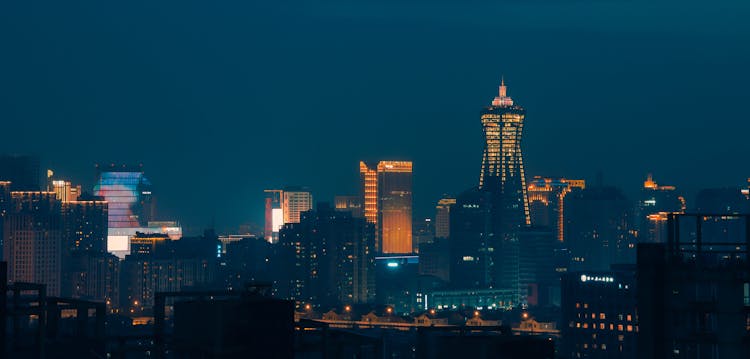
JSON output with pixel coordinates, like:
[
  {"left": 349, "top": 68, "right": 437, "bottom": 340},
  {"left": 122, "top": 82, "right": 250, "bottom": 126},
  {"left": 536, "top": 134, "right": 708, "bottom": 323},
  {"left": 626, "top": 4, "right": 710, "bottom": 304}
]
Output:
[
  {"left": 478, "top": 79, "right": 530, "bottom": 230},
  {"left": 360, "top": 161, "right": 413, "bottom": 254}
]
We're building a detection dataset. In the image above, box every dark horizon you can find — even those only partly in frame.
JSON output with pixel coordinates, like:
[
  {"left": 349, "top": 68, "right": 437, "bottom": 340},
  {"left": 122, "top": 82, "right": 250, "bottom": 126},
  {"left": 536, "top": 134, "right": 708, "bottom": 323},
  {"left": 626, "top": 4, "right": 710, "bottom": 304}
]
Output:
[{"left": 2, "top": 0, "right": 749, "bottom": 233}]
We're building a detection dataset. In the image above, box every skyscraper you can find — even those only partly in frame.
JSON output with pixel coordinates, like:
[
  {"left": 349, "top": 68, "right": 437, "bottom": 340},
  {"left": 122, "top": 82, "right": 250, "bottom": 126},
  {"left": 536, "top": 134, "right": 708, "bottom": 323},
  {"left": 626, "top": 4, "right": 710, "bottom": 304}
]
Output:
[
  {"left": 359, "top": 161, "right": 413, "bottom": 254},
  {"left": 478, "top": 79, "right": 530, "bottom": 231},
  {"left": 264, "top": 189, "right": 283, "bottom": 243}
]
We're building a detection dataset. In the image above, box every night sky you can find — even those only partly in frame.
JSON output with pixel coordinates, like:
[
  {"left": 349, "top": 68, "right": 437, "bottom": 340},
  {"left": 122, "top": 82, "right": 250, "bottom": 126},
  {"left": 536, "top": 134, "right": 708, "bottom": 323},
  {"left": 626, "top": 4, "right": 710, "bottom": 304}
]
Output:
[{"left": 2, "top": 0, "right": 749, "bottom": 233}]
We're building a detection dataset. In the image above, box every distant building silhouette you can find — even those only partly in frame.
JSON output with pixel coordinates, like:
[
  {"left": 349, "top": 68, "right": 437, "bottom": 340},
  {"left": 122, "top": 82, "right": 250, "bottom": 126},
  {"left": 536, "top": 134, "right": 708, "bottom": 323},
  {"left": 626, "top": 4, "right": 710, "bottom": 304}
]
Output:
[{"left": 564, "top": 185, "right": 635, "bottom": 271}]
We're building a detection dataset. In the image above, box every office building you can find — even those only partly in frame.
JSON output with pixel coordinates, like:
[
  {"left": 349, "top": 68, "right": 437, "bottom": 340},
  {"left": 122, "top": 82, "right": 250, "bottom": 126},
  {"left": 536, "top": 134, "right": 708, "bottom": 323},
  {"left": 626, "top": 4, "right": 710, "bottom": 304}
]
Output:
[
  {"left": 0, "top": 154, "right": 41, "bottom": 191},
  {"left": 2, "top": 191, "right": 63, "bottom": 296},
  {"left": 560, "top": 266, "right": 637, "bottom": 359},
  {"left": 435, "top": 196, "right": 455, "bottom": 239},
  {"left": 527, "top": 177, "right": 585, "bottom": 242},
  {"left": 638, "top": 213, "right": 750, "bottom": 359},
  {"left": 359, "top": 160, "right": 413, "bottom": 254},
  {"left": 62, "top": 195, "right": 108, "bottom": 253},
  {"left": 478, "top": 79, "right": 530, "bottom": 232},
  {"left": 282, "top": 186, "right": 313, "bottom": 224}
]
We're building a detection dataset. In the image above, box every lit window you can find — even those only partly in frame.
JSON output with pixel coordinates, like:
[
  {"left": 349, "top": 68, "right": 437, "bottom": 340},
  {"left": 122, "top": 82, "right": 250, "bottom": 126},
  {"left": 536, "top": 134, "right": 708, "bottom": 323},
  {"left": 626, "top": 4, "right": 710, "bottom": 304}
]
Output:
[
  {"left": 626, "top": 325, "right": 633, "bottom": 332},
  {"left": 599, "top": 323, "right": 605, "bottom": 329},
  {"left": 599, "top": 313, "right": 606, "bottom": 320},
  {"left": 626, "top": 314, "right": 632, "bottom": 321},
  {"left": 618, "top": 324, "right": 624, "bottom": 331}
]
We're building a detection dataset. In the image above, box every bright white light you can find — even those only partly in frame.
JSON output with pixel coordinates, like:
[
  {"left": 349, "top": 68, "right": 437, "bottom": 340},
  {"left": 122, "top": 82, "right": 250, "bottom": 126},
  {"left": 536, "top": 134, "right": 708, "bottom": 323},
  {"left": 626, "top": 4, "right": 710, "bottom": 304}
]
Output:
[
  {"left": 108, "top": 235, "right": 130, "bottom": 252},
  {"left": 580, "top": 274, "right": 587, "bottom": 282},
  {"left": 272, "top": 208, "right": 284, "bottom": 232},
  {"left": 387, "top": 262, "right": 399, "bottom": 268}
]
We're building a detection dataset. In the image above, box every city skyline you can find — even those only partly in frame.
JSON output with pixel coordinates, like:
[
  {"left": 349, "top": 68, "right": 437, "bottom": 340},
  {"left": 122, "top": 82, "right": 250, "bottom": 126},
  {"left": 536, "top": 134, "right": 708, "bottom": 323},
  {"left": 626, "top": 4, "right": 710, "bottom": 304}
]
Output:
[{"left": 2, "top": 0, "right": 749, "bottom": 232}]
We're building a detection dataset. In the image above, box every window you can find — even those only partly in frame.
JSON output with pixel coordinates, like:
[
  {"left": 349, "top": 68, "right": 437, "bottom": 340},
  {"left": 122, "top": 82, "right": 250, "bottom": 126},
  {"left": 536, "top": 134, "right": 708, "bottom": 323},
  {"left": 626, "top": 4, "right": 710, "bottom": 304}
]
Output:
[{"left": 600, "top": 313, "right": 606, "bottom": 320}]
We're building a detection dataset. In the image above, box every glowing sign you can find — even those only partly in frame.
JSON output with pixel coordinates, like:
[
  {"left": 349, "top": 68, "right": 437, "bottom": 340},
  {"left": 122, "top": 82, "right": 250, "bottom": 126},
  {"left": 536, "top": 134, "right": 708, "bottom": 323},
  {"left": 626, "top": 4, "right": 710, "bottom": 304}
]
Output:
[{"left": 580, "top": 274, "right": 614, "bottom": 283}]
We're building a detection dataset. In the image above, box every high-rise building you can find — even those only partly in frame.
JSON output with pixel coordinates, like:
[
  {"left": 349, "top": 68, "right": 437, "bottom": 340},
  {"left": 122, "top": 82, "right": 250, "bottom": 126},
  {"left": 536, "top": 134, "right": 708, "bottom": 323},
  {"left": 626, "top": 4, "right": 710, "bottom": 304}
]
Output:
[
  {"left": 518, "top": 226, "right": 559, "bottom": 307},
  {"left": 62, "top": 196, "right": 108, "bottom": 253},
  {"left": 278, "top": 203, "right": 375, "bottom": 309},
  {"left": 282, "top": 187, "right": 313, "bottom": 224},
  {"left": 359, "top": 161, "right": 413, "bottom": 254},
  {"left": 564, "top": 185, "right": 635, "bottom": 272},
  {"left": 478, "top": 79, "right": 530, "bottom": 232},
  {"left": 638, "top": 214, "right": 750, "bottom": 359},
  {"left": 449, "top": 187, "right": 495, "bottom": 289},
  {"left": 93, "top": 164, "right": 155, "bottom": 254},
  {"left": 2, "top": 191, "right": 63, "bottom": 296},
  {"left": 263, "top": 187, "right": 313, "bottom": 244},
  {"left": 527, "top": 177, "right": 585, "bottom": 242},
  {"left": 435, "top": 196, "right": 456, "bottom": 240},
  {"left": 0, "top": 154, "right": 41, "bottom": 191}
]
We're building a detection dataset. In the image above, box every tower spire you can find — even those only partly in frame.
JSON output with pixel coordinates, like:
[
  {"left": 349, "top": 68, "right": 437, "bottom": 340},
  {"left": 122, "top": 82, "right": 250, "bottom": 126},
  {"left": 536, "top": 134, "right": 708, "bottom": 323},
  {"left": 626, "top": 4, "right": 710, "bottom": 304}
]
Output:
[{"left": 499, "top": 76, "right": 507, "bottom": 97}]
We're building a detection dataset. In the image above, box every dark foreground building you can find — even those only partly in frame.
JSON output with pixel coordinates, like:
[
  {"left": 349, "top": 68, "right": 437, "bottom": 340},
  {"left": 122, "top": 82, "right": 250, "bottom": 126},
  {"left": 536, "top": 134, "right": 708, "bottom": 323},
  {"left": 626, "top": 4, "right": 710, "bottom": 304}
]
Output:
[
  {"left": 173, "top": 291, "right": 294, "bottom": 358},
  {"left": 560, "top": 266, "right": 637, "bottom": 359},
  {"left": 638, "top": 213, "right": 750, "bottom": 359}
]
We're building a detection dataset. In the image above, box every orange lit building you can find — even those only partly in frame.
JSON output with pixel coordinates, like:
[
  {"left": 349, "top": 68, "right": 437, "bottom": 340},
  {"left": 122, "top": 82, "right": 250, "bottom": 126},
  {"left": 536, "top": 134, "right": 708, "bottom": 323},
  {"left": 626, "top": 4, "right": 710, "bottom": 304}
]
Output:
[
  {"left": 359, "top": 161, "right": 412, "bottom": 254},
  {"left": 527, "top": 176, "right": 585, "bottom": 242},
  {"left": 478, "top": 79, "right": 530, "bottom": 233}
]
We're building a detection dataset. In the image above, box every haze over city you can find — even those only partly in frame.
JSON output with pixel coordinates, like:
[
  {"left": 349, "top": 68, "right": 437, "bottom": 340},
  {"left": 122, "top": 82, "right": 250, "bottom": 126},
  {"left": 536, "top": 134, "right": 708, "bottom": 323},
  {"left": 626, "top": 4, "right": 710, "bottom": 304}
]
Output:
[{"left": 2, "top": 0, "right": 749, "bottom": 232}]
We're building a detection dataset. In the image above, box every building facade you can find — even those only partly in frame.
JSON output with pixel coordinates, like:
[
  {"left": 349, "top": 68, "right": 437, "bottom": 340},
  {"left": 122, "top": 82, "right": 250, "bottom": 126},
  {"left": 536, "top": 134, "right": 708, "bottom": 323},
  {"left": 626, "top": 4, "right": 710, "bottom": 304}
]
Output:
[
  {"left": 2, "top": 191, "right": 63, "bottom": 296},
  {"left": 359, "top": 161, "right": 413, "bottom": 254}
]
